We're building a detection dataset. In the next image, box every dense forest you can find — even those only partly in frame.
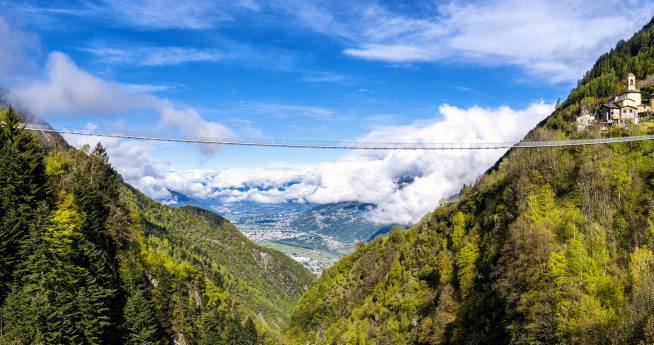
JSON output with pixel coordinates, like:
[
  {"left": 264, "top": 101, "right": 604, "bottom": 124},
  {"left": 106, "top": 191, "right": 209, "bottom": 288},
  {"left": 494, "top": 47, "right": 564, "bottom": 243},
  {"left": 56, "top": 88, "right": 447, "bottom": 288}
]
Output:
[
  {"left": 285, "top": 17, "right": 654, "bottom": 345},
  {"left": 0, "top": 106, "right": 314, "bottom": 344}
]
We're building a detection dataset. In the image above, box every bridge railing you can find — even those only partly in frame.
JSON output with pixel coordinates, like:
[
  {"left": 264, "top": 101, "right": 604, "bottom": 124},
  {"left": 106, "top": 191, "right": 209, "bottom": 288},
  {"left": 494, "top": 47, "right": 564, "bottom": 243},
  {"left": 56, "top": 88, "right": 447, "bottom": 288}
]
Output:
[{"left": 15, "top": 123, "right": 654, "bottom": 150}]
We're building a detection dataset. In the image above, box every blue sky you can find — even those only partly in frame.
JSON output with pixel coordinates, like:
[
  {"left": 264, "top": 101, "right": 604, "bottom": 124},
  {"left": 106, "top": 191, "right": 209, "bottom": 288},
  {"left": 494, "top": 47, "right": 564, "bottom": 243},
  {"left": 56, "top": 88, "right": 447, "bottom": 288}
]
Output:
[{"left": 2, "top": 0, "right": 654, "bottom": 223}]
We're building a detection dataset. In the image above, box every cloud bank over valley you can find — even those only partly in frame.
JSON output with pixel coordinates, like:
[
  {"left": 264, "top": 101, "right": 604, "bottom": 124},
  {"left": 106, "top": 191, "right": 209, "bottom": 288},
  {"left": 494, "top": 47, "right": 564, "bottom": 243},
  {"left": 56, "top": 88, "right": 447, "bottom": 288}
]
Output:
[{"left": 66, "top": 101, "right": 554, "bottom": 224}]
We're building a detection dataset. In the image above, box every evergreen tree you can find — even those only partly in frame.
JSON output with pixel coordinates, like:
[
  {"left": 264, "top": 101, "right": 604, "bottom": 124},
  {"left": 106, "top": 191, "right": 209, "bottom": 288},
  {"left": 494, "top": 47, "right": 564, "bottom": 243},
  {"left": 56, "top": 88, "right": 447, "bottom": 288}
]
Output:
[
  {"left": 124, "top": 290, "right": 159, "bottom": 345},
  {"left": 225, "top": 312, "right": 245, "bottom": 345},
  {"left": 202, "top": 312, "right": 221, "bottom": 345},
  {"left": 154, "top": 268, "right": 174, "bottom": 330},
  {"left": 243, "top": 316, "right": 258, "bottom": 345},
  {"left": 0, "top": 106, "right": 50, "bottom": 303},
  {"left": 211, "top": 269, "right": 224, "bottom": 289},
  {"left": 3, "top": 195, "right": 112, "bottom": 343},
  {"left": 1, "top": 106, "right": 50, "bottom": 204},
  {"left": 0, "top": 139, "right": 26, "bottom": 301}
]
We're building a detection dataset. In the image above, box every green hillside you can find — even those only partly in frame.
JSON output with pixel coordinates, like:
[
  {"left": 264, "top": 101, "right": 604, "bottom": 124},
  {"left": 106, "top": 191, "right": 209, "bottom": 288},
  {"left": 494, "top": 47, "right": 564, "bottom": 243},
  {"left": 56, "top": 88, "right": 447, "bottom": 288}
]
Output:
[
  {"left": 285, "top": 18, "right": 654, "bottom": 345},
  {"left": 0, "top": 107, "right": 314, "bottom": 344},
  {"left": 123, "top": 187, "right": 315, "bottom": 330}
]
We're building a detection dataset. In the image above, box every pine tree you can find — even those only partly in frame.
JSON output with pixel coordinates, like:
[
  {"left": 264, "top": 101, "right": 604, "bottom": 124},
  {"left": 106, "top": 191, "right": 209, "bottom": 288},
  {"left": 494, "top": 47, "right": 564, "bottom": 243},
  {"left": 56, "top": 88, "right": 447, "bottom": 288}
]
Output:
[
  {"left": 243, "top": 316, "right": 258, "bottom": 345},
  {"left": 124, "top": 290, "right": 159, "bottom": 345},
  {"left": 1, "top": 106, "right": 50, "bottom": 204},
  {"left": 225, "top": 312, "right": 245, "bottom": 345},
  {"left": 212, "top": 269, "right": 224, "bottom": 289},
  {"left": 0, "top": 139, "right": 26, "bottom": 301},
  {"left": 154, "top": 268, "right": 174, "bottom": 330},
  {"left": 0, "top": 106, "right": 50, "bottom": 303},
  {"left": 3, "top": 196, "right": 113, "bottom": 343},
  {"left": 202, "top": 312, "right": 221, "bottom": 345}
]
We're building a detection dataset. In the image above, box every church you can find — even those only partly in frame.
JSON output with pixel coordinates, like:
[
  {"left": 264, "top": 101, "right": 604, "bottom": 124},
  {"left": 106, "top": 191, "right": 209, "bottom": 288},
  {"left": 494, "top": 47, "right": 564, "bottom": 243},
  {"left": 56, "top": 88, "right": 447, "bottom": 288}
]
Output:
[{"left": 600, "top": 74, "right": 651, "bottom": 126}]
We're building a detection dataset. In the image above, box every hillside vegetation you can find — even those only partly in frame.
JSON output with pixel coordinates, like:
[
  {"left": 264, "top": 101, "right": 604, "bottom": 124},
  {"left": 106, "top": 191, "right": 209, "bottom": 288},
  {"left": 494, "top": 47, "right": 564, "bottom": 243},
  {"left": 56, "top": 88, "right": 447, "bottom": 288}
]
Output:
[
  {"left": 0, "top": 106, "right": 314, "bottom": 344},
  {"left": 285, "top": 18, "right": 654, "bottom": 345}
]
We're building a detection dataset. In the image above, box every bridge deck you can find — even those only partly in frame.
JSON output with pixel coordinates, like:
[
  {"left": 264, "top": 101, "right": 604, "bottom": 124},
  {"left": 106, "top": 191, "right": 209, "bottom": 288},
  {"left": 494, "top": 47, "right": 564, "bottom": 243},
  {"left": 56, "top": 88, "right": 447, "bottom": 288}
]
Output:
[{"left": 19, "top": 123, "right": 654, "bottom": 150}]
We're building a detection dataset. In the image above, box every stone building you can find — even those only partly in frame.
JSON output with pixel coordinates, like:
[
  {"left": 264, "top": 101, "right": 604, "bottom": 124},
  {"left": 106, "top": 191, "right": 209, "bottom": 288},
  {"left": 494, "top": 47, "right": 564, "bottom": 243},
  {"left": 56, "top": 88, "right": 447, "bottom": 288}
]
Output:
[{"left": 600, "top": 74, "right": 641, "bottom": 126}]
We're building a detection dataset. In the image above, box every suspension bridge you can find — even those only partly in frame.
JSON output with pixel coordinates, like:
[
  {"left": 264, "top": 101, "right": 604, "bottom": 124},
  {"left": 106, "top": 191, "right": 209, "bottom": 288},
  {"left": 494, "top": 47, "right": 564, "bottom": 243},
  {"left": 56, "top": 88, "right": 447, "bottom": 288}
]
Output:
[{"left": 19, "top": 123, "right": 654, "bottom": 150}]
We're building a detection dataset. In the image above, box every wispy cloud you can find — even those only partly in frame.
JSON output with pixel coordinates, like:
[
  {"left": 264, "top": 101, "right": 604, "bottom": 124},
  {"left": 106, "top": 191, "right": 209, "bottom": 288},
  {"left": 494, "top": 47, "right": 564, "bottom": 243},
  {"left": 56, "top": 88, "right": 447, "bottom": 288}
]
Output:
[
  {"left": 82, "top": 40, "right": 300, "bottom": 71},
  {"left": 12, "top": 0, "right": 259, "bottom": 31},
  {"left": 11, "top": 0, "right": 641, "bottom": 82},
  {"left": 236, "top": 101, "right": 336, "bottom": 120},
  {"left": 125, "top": 83, "right": 177, "bottom": 93},
  {"left": 300, "top": 71, "right": 349, "bottom": 83},
  {"left": 284, "top": 0, "right": 654, "bottom": 82},
  {"left": 83, "top": 45, "right": 231, "bottom": 66},
  {"left": 99, "top": 0, "right": 237, "bottom": 30}
]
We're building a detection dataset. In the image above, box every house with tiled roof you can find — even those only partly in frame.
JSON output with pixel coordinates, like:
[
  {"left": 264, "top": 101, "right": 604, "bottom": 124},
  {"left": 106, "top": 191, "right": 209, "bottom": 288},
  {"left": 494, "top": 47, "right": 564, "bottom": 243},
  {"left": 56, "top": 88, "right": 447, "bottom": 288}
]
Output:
[{"left": 600, "top": 74, "right": 644, "bottom": 126}]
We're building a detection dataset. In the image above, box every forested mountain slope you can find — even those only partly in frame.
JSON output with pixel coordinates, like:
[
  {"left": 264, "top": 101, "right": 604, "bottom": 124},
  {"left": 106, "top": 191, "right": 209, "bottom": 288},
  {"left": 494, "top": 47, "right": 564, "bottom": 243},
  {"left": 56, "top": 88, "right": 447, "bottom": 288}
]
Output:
[
  {"left": 286, "top": 17, "right": 654, "bottom": 345},
  {"left": 0, "top": 106, "right": 314, "bottom": 344},
  {"left": 123, "top": 186, "right": 315, "bottom": 330}
]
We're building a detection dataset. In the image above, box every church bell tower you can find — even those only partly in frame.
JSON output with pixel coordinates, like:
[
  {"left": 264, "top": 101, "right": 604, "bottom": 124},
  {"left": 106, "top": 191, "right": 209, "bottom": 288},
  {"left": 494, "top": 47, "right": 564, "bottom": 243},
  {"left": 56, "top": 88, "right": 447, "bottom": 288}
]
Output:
[{"left": 627, "top": 73, "right": 636, "bottom": 91}]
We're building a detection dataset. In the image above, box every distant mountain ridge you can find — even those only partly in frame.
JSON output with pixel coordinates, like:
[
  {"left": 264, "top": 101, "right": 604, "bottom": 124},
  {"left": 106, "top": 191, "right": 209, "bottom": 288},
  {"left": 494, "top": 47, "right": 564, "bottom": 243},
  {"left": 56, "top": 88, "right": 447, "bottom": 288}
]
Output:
[
  {"left": 160, "top": 189, "right": 398, "bottom": 244},
  {"left": 290, "top": 201, "right": 395, "bottom": 243},
  {"left": 159, "top": 189, "right": 214, "bottom": 211}
]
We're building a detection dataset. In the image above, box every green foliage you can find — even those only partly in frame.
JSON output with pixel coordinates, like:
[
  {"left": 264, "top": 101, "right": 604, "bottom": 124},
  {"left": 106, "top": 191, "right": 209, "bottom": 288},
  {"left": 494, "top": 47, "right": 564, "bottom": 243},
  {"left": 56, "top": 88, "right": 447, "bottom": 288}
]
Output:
[
  {"left": 47, "top": 190, "right": 85, "bottom": 253},
  {"left": 549, "top": 113, "right": 565, "bottom": 130},
  {"left": 243, "top": 316, "right": 258, "bottom": 345},
  {"left": 629, "top": 247, "right": 654, "bottom": 290},
  {"left": 457, "top": 242, "right": 479, "bottom": 299},
  {"left": 202, "top": 312, "right": 221, "bottom": 345},
  {"left": 124, "top": 187, "right": 314, "bottom": 332},
  {"left": 286, "top": 26, "right": 654, "bottom": 340},
  {"left": 0, "top": 106, "right": 51, "bottom": 302},
  {"left": 527, "top": 184, "right": 557, "bottom": 222},
  {"left": 124, "top": 290, "right": 158, "bottom": 344},
  {"left": 225, "top": 313, "right": 245, "bottom": 345},
  {"left": 450, "top": 211, "right": 466, "bottom": 250},
  {"left": 547, "top": 251, "right": 567, "bottom": 288},
  {"left": 0, "top": 108, "right": 304, "bottom": 344}
]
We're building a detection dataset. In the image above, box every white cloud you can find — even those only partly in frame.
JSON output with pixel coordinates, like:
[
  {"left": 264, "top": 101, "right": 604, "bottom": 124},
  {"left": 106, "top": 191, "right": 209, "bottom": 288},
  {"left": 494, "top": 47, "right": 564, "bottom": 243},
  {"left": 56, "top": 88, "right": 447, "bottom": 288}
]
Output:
[
  {"left": 11, "top": 0, "right": 649, "bottom": 82},
  {"left": 108, "top": 101, "right": 554, "bottom": 224},
  {"left": 287, "top": 0, "right": 654, "bottom": 82},
  {"left": 7, "top": 51, "right": 235, "bottom": 155},
  {"left": 9, "top": 52, "right": 136, "bottom": 115}
]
